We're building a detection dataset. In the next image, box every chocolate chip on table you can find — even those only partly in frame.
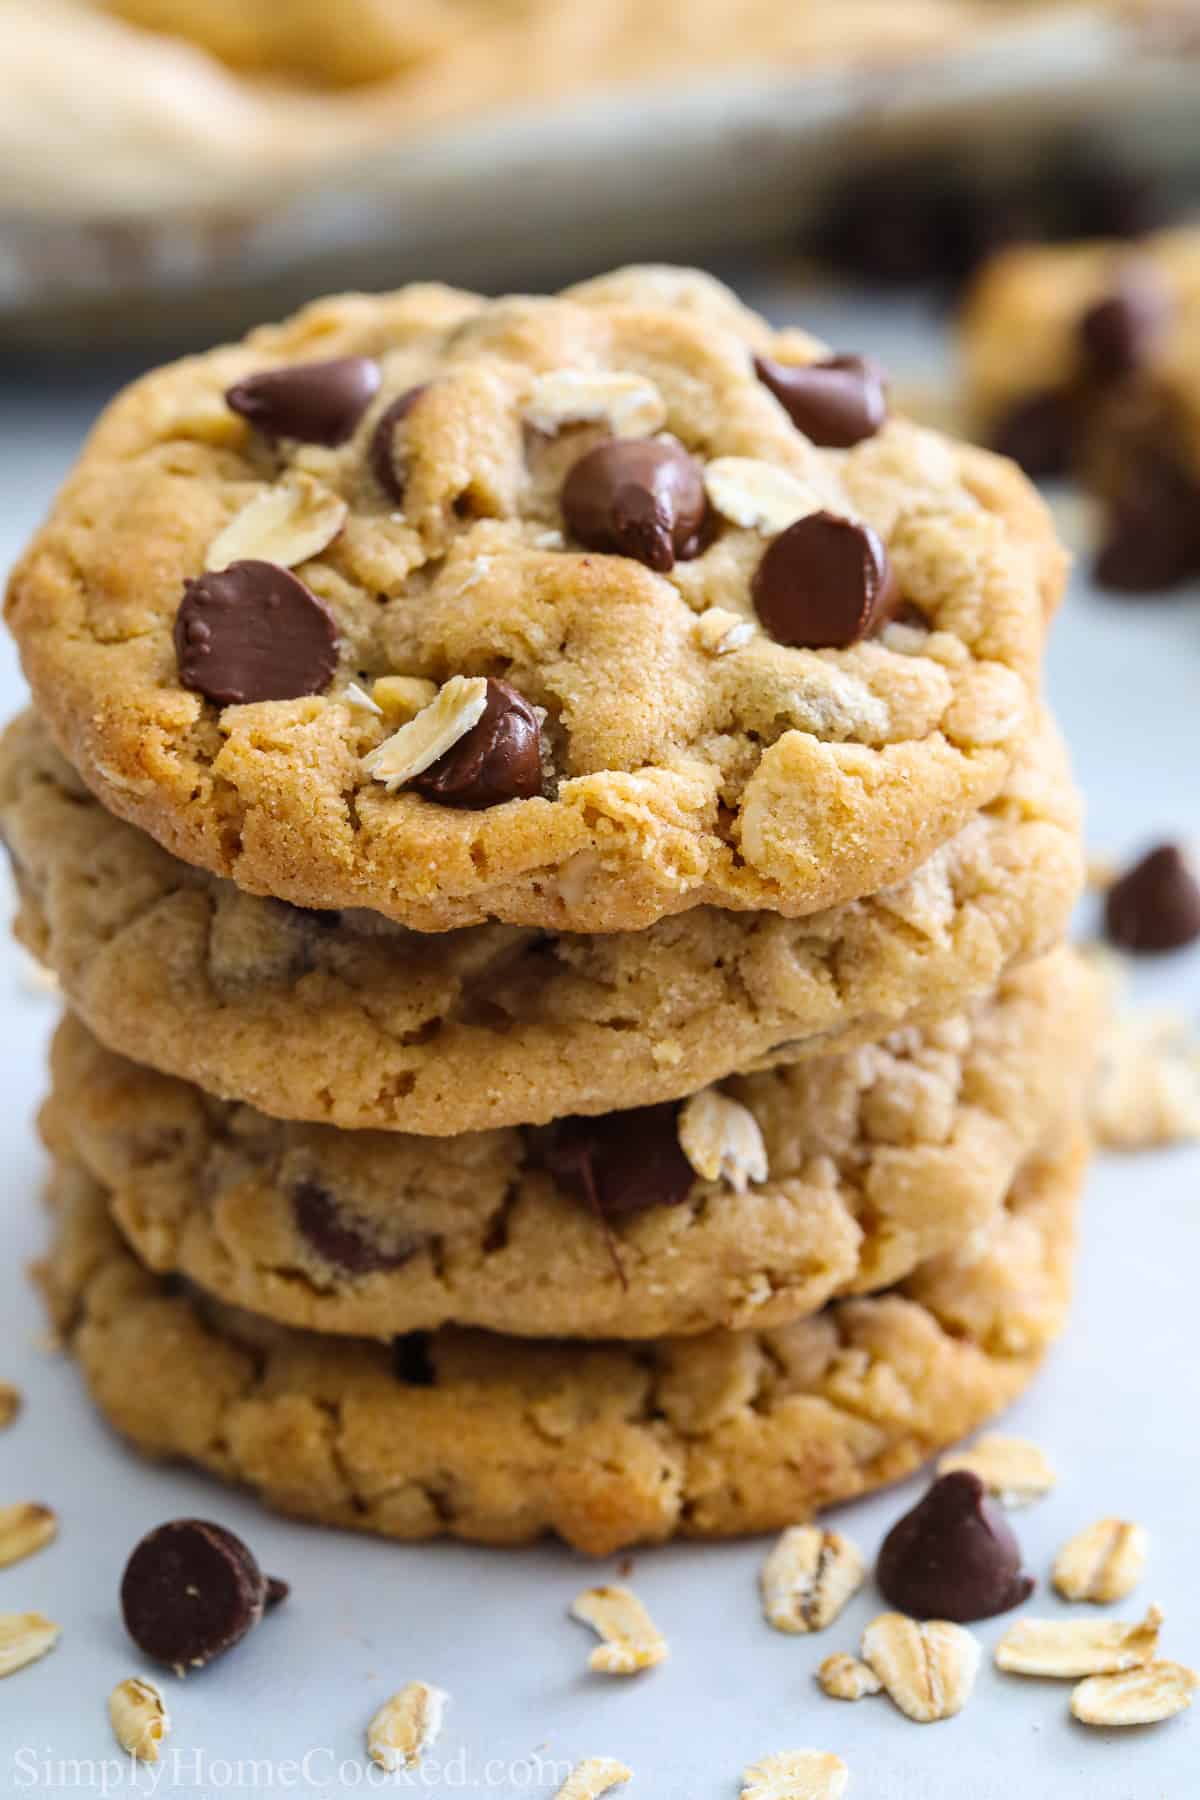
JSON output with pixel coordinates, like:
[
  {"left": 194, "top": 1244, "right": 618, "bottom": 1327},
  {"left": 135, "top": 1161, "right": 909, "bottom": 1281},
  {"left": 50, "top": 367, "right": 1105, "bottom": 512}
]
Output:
[
  {"left": 120, "top": 1519, "right": 288, "bottom": 1673},
  {"left": 542, "top": 1103, "right": 694, "bottom": 1219},
  {"left": 225, "top": 356, "right": 381, "bottom": 446},
  {"left": 292, "top": 1180, "right": 421, "bottom": 1274},
  {"left": 754, "top": 353, "right": 887, "bottom": 447},
  {"left": 991, "top": 390, "right": 1076, "bottom": 480},
  {"left": 414, "top": 677, "right": 543, "bottom": 808},
  {"left": 175, "top": 560, "right": 339, "bottom": 706},
  {"left": 560, "top": 438, "right": 707, "bottom": 572},
  {"left": 1078, "top": 269, "right": 1171, "bottom": 382},
  {"left": 1094, "top": 448, "right": 1200, "bottom": 592},
  {"left": 369, "top": 385, "right": 430, "bottom": 504},
  {"left": 1104, "top": 844, "right": 1200, "bottom": 954},
  {"left": 752, "top": 510, "right": 898, "bottom": 649},
  {"left": 876, "top": 1472, "right": 1034, "bottom": 1625}
]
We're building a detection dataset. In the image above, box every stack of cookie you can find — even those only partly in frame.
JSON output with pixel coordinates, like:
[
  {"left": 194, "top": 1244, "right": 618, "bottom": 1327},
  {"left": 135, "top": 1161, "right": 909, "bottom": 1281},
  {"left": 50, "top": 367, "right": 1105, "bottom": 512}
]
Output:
[{"left": 1, "top": 266, "right": 1093, "bottom": 1555}]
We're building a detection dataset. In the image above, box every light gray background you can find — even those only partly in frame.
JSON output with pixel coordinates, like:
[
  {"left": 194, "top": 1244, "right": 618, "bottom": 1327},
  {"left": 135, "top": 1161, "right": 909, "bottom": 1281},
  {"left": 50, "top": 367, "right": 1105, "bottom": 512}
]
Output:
[{"left": 0, "top": 282, "right": 1197, "bottom": 1798}]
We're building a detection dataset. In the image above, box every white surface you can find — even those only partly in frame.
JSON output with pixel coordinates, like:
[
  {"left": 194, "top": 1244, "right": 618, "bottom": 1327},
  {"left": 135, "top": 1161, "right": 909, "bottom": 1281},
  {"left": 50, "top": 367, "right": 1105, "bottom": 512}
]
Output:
[{"left": 0, "top": 293, "right": 1198, "bottom": 1798}]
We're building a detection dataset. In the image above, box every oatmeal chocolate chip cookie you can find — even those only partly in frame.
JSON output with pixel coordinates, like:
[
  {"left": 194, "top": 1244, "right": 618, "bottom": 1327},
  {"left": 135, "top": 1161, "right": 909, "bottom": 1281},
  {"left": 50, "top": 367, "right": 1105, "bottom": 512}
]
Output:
[
  {"left": 5, "top": 266, "right": 1065, "bottom": 933},
  {"left": 1, "top": 708, "right": 1083, "bottom": 1134},
  {"left": 41, "top": 949, "right": 1096, "bottom": 1341},
  {"left": 961, "top": 229, "right": 1200, "bottom": 589},
  {"left": 39, "top": 1126, "right": 1085, "bottom": 1555}
]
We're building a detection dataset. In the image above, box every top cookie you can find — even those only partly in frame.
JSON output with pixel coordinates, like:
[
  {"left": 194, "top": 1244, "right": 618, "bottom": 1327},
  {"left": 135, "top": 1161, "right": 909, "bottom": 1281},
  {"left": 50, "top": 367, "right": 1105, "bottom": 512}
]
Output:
[{"left": 6, "top": 266, "right": 1064, "bottom": 932}]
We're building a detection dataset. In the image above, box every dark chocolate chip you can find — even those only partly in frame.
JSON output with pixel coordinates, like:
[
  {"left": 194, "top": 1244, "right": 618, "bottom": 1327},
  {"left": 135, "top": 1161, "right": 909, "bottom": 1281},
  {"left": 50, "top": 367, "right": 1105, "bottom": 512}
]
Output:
[
  {"left": 120, "top": 1519, "right": 287, "bottom": 1672},
  {"left": 1094, "top": 449, "right": 1200, "bottom": 591},
  {"left": 226, "top": 356, "right": 381, "bottom": 446},
  {"left": 264, "top": 1576, "right": 290, "bottom": 1610},
  {"left": 1104, "top": 844, "right": 1200, "bottom": 954},
  {"left": 991, "top": 391, "right": 1076, "bottom": 480},
  {"left": 542, "top": 1103, "right": 694, "bottom": 1220},
  {"left": 752, "top": 510, "right": 899, "bottom": 649},
  {"left": 754, "top": 353, "right": 887, "bottom": 448},
  {"left": 368, "top": 385, "right": 429, "bottom": 503},
  {"left": 414, "top": 677, "right": 543, "bottom": 809},
  {"left": 292, "top": 1180, "right": 421, "bottom": 1275},
  {"left": 1079, "top": 270, "right": 1171, "bottom": 382},
  {"left": 560, "top": 438, "right": 706, "bottom": 572},
  {"left": 876, "top": 1472, "right": 1035, "bottom": 1624},
  {"left": 392, "top": 1333, "right": 436, "bottom": 1387},
  {"left": 175, "top": 560, "right": 339, "bottom": 706}
]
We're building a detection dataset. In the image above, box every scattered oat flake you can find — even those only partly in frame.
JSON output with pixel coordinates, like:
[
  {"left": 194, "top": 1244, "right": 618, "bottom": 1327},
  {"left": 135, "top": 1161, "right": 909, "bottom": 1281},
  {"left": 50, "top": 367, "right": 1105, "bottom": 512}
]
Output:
[
  {"left": 995, "top": 1604, "right": 1163, "bottom": 1678},
  {"left": 694, "top": 608, "right": 756, "bottom": 655},
  {"left": 678, "top": 1089, "right": 768, "bottom": 1194},
  {"left": 740, "top": 1748, "right": 848, "bottom": 1799},
  {"left": 817, "top": 1652, "right": 882, "bottom": 1702},
  {"left": 1053, "top": 1518, "right": 1147, "bottom": 1604},
  {"left": 938, "top": 1434, "right": 1056, "bottom": 1506},
  {"left": 0, "top": 1612, "right": 60, "bottom": 1678},
  {"left": 570, "top": 1585, "right": 667, "bottom": 1675},
  {"left": 0, "top": 1505, "right": 57, "bottom": 1569},
  {"left": 109, "top": 1677, "right": 170, "bottom": 1762},
  {"left": 553, "top": 1759, "right": 632, "bottom": 1800},
  {"left": 861, "top": 1613, "right": 980, "bottom": 1723},
  {"left": 1089, "top": 1007, "right": 1200, "bottom": 1150},
  {"left": 362, "top": 675, "right": 489, "bottom": 792},
  {"left": 0, "top": 1385, "right": 20, "bottom": 1429},
  {"left": 343, "top": 681, "right": 382, "bottom": 715},
  {"left": 704, "top": 457, "right": 819, "bottom": 535},
  {"left": 366, "top": 1681, "right": 448, "bottom": 1773},
  {"left": 1072, "top": 1661, "right": 1200, "bottom": 1727},
  {"left": 527, "top": 369, "right": 665, "bottom": 436},
  {"left": 205, "top": 473, "right": 347, "bottom": 572},
  {"left": 761, "top": 1527, "right": 865, "bottom": 1635}
]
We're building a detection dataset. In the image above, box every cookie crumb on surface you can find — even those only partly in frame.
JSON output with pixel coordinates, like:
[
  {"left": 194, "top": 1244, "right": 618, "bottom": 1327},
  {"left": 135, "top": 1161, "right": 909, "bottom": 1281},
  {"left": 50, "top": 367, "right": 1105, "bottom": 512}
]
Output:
[{"left": 0, "top": 1384, "right": 20, "bottom": 1429}]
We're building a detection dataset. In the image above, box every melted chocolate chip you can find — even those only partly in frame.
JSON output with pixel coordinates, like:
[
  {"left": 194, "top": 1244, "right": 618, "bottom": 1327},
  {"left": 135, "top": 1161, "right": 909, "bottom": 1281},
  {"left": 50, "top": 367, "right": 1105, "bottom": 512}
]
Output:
[
  {"left": 368, "top": 385, "right": 430, "bottom": 503},
  {"left": 1104, "top": 844, "right": 1200, "bottom": 954},
  {"left": 175, "top": 561, "right": 339, "bottom": 706},
  {"left": 542, "top": 1103, "right": 694, "bottom": 1220},
  {"left": 120, "top": 1519, "right": 288, "bottom": 1672},
  {"left": 392, "top": 1333, "right": 436, "bottom": 1387},
  {"left": 1079, "top": 270, "right": 1170, "bottom": 382},
  {"left": 293, "top": 1180, "right": 420, "bottom": 1275},
  {"left": 754, "top": 353, "right": 887, "bottom": 447},
  {"left": 561, "top": 438, "right": 706, "bottom": 572},
  {"left": 876, "top": 1472, "right": 1034, "bottom": 1624},
  {"left": 225, "top": 356, "right": 380, "bottom": 446},
  {"left": 991, "top": 391, "right": 1077, "bottom": 480},
  {"left": 752, "top": 511, "right": 899, "bottom": 649},
  {"left": 414, "top": 677, "right": 543, "bottom": 808}
]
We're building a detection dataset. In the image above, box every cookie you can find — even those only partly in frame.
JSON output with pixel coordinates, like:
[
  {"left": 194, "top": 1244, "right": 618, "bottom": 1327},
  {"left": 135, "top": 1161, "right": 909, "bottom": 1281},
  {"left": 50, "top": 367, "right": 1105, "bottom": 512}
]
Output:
[
  {"left": 0, "top": 707, "right": 1083, "bottom": 1135},
  {"left": 961, "top": 230, "right": 1200, "bottom": 588},
  {"left": 5, "top": 265, "right": 1065, "bottom": 933},
  {"left": 39, "top": 1126, "right": 1086, "bottom": 1555},
  {"left": 41, "top": 948, "right": 1096, "bottom": 1341}
]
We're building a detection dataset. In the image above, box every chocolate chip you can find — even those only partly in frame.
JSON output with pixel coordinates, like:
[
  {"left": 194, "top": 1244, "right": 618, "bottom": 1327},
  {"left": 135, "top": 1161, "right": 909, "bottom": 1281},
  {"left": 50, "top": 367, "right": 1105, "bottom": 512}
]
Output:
[
  {"left": 292, "top": 1180, "right": 420, "bottom": 1274},
  {"left": 754, "top": 353, "right": 887, "bottom": 447},
  {"left": 542, "top": 1103, "right": 694, "bottom": 1220},
  {"left": 876, "top": 1472, "right": 1034, "bottom": 1624},
  {"left": 368, "top": 385, "right": 429, "bottom": 503},
  {"left": 175, "top": 560, "right": 339, "bottom": 706},
  {"left": 991, "top": 391, "right": 1076, "bottom": 480},
  {"left": 1104, "top": 844, "right": 1200, "bottom": 954},
  {"left": 1094, "top": 448, "right": 1200, "bottom": 591},
  {"left": 392, "top": 1333, "right": 435, "bottom": 1387},
  {"left": 120, "top": 1519, "right": 287, "bottom": 1672},
  {"left": 414, "top": 677, "right": 543, "bottom": 808},
  {"left": 226, "top": 356, "right": 381, "bottom": 446},
  {"left": 1079, "top": 270, "right": 1170, "bottom": 382},
  {"left": 561, "top": 438, "right": 706, "bottom": 572},
  {"left": 265, "top": 1576, "right": 290, "bottom": 1609},
  {"left": 752, "top": 511, "right": 898, "bottom": 649}
]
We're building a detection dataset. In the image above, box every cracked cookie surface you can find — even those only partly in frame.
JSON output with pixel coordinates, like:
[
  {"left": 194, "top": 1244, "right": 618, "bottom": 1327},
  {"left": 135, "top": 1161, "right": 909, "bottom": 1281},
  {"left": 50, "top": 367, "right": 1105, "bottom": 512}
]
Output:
[
  {"left": 42, "top": 949, "right": 1096, "bottom": 1340},
  {"left": 1, "top": 707, "right": 1082, "bottom": 1134},
  {"left": 5, "top": 266, "right": 1064, "bottom": 932},
  {"left": 40, "top": 1126, "right": 1085, "bottom": 1555}
]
